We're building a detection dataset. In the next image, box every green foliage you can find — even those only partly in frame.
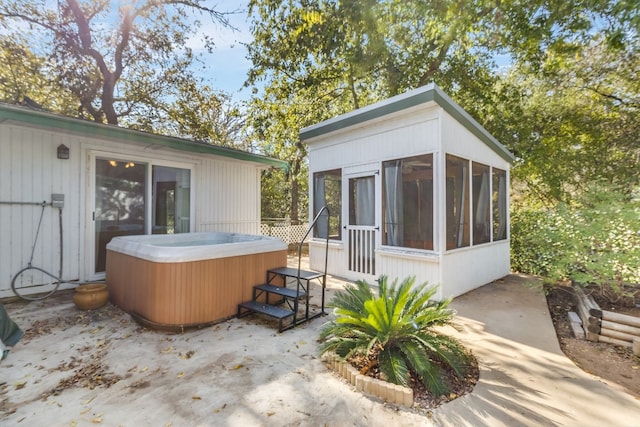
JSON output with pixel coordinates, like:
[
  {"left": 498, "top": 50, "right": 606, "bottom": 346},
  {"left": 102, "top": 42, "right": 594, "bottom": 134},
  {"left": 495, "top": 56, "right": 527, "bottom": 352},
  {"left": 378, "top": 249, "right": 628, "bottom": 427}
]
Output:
[
  {"left": 261, "top": 168, "right": 291, "bottom": 219},
  {"left": 0, "top": 36, "right": 78, "bottom": 113},
  {"left": 511, "top": 182, "right": 640, "bottom": 298},
  {"left": 247, "top": 0, "right": 639, "bottom": 220},
  {"left": 510, "top": 207, "right": 562, "bottom": 278},
  {"left": 484, "top": 37, "right": 640, "bottom": 204},
  {"left": 318, "top": 276, "right": 472, "bottom": 396},
  {"left": 0, "top": 0, "right": 231, "bottom": 127}
]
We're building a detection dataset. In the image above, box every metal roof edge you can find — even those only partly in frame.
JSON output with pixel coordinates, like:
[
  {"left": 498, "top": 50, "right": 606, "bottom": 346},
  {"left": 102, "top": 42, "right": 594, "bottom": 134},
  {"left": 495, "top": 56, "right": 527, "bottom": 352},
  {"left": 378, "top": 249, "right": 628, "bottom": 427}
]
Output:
[
  {"left": 299, "top": 83, "right": 437, "bottom": 140},
  {"left": 0, "top": 103, "right": 289, "bottom": 170},
  {"left": 299, "top": 83, "right": 515, "bottom": 164},
  {"left": 432, "top": 87, "right": 516, "bottom": 164}
]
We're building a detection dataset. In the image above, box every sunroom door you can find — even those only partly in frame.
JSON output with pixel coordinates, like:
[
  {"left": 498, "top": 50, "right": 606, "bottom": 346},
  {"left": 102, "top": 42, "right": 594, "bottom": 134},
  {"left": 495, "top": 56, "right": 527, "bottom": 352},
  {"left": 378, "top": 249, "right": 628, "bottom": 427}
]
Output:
[{"left": 345, "top": 172, "right": 378, "bottom": 281}]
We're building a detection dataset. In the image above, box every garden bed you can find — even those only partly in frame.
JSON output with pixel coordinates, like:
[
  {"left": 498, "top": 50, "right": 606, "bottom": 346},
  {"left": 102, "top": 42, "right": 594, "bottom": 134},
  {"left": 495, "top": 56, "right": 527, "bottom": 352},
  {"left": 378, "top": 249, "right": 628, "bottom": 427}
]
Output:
[{"left": 544, "top": 283, "right": 640, "bottom": 395}]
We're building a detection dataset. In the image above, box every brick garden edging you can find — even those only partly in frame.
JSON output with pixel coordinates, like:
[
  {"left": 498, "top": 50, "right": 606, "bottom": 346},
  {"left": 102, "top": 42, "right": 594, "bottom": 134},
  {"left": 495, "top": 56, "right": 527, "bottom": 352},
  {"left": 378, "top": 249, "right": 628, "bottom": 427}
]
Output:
[{"left": 322, "top": 352, "right": 414, "bottom": 407}]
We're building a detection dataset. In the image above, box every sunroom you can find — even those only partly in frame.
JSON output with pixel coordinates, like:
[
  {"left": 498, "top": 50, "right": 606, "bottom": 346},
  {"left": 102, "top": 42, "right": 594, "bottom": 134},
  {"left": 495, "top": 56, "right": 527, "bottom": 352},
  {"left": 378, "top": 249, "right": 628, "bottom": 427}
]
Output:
[{"left": 301, "top": 84, "right": 515, "bottom": 298}]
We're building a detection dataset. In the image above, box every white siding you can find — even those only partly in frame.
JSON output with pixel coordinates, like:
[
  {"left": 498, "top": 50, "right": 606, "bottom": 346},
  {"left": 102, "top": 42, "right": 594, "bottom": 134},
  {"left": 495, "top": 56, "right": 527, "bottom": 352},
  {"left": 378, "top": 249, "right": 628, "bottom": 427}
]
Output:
[
  {"left": 1, "top": 124, "right": 83, "bottom": 298},
  {"left": 441, "top": 241, "right": 510, "bottom": 298},
  {"left": 309, "top": 241, "right": 346, "bottom": 279},
  {"left": 308, "top": 106, "right": 440, "bottom": 173},
  {"left": 197, "top": 158, "right": 262, "bottom": 234},
  {"left": 440, "top": 110, "right": 510, "bottom": 170},
  {"left": 377, "top": 251, "right": 443, "bottom": 299},
  {"left": 0, "top": 121, "right": 266, "bottom": 298}
]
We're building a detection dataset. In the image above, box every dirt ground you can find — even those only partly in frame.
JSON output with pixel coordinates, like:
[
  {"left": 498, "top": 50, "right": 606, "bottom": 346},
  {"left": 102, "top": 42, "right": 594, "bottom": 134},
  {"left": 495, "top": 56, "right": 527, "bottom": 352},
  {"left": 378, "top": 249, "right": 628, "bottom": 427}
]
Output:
[
  {"left": 3, "top": 274, "right": 640, "bottom": 426},
  {"left": 544, "top": 283, "right": 640, "bottom": 396}
]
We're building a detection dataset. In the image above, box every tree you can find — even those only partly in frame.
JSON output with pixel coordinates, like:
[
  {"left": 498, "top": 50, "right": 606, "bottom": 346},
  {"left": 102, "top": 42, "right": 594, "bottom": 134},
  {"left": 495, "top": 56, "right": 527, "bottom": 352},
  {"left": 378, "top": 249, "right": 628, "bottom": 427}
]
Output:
[
  {"left": 246, "top": 81, "right": 328, "bottom": 220},
  {"left": 0, "top": 35, "right": 77, "bottom": 113},
  {"left": 481, "top": 36, "right": 639, "bottom": 204},
  {"left": 246, "top": 0, "right": 636, "bottom": 219},
  {"left": 0, "top": 0, "right": 232, "bottom": 125},
  {"left": 128, "top": 82, "right": 249, "bottom": 150}
]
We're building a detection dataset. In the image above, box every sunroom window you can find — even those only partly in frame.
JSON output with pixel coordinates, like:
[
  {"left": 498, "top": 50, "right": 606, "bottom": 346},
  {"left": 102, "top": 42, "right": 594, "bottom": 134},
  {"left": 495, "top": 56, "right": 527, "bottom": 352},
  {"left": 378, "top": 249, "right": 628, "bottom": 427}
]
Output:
[
  {"left": 446, "top": 154, "right": 470, "bottom": 249},
  {"left": 382, "top": 154, "right": 434, "bottom": 250},
  {"left": 313, "top": 169, "right": 342, "bottom": 239},
  {"left": 472, "top": 162, "right": 491, "bottom": 245},
  {"left": 492, "top": 167, "right": 508, "bottom": 240}
]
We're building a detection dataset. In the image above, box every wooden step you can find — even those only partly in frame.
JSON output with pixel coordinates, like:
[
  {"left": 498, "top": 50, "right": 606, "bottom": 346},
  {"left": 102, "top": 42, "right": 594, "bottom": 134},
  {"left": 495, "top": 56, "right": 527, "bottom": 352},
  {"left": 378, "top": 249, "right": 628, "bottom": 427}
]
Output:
[
  {"left": 268, "top": 267, "right": 324, "bottom": 280},
  {"left": 238, "top": 301, "right": 294, "bottom": 319},
  {"left": 254, "top": 283, "right": 307, "bottom": 299}
]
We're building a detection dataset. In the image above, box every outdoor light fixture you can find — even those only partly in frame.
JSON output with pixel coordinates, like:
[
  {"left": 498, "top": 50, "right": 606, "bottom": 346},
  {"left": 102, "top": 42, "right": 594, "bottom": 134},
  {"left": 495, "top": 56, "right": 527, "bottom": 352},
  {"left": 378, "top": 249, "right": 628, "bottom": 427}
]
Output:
[{"left": 57, "top": 144, "right": 70, "bottom": 159}]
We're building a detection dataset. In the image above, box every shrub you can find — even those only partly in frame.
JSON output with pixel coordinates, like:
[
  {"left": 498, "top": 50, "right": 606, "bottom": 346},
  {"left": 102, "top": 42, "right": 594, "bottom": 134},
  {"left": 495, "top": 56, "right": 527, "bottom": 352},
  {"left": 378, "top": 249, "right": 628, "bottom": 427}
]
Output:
[
  {"left": 318, "top": 276, "right": 472, "bottom": 396},
  {"left": 511, "top": 181, "right": 640, "bottom": 300}
]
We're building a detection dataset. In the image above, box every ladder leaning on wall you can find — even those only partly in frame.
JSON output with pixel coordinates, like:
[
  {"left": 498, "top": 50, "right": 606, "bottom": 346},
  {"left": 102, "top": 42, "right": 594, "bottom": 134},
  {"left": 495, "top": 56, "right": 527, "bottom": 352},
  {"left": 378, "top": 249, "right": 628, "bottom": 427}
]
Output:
[{"left": 237, "top": 207, "right": 331, "bottom": 332}]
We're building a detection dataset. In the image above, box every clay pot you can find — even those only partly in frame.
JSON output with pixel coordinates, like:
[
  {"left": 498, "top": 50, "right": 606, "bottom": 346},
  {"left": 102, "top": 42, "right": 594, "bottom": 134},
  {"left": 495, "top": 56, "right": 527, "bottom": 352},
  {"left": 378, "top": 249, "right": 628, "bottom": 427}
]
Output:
[{"left": 73, "top": 283, "right": 109, "bottom": 310}]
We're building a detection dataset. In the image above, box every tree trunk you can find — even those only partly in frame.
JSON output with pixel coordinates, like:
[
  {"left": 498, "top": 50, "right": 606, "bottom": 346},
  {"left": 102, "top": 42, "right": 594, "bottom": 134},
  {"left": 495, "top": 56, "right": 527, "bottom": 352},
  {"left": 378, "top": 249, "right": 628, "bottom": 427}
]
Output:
[
  {"left": 288, "top": 144, "right": 307, "bottom": 222},
  {"left": 290, "top": 176, "right": 299, "bottom": 222}
]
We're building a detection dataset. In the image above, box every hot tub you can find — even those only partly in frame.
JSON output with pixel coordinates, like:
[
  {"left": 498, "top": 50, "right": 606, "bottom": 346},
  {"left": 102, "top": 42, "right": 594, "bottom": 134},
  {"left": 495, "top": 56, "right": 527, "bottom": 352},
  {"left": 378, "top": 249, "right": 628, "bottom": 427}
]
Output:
[{"left": 106, "top": 232, "right": 287, "bottom": 330}]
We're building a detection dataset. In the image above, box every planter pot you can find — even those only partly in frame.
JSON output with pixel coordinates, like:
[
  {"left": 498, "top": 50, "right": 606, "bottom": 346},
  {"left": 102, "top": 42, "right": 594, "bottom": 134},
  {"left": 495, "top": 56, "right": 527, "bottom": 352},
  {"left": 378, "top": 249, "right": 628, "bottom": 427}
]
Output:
[{"left": 73, "top": 283, "right": 109, "bottom": 310}]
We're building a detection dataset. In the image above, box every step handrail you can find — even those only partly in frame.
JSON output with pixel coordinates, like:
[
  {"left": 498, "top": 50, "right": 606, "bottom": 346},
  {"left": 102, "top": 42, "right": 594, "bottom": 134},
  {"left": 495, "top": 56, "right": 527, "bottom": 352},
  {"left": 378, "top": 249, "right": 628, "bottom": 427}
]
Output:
[{"left": 296, "top": 206, "right": 330, "bottom": 316}]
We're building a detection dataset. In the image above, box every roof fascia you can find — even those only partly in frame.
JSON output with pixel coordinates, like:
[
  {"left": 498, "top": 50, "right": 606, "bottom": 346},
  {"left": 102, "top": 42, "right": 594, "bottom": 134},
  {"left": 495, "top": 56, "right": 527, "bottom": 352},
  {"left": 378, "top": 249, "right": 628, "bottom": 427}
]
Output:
[
  {"left": 300, "top": 83, "right": 515, "bottom": 164},
  {"left": 0, "top": 104, "right": 289, "bottom": 170}
]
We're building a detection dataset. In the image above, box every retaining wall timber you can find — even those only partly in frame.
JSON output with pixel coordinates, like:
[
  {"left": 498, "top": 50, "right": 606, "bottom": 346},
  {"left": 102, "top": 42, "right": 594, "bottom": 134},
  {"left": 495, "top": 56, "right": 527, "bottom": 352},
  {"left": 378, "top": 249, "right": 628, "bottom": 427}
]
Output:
[{"left": 572, "top": 283, "right": 640, "bottom": 355}]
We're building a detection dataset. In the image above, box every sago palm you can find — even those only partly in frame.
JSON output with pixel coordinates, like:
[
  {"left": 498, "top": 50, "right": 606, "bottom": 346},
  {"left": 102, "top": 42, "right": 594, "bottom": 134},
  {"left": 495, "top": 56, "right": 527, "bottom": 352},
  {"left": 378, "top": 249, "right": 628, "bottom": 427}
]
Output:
[{"left": 319, "top": 275, "right": 471, "bottom": 396}]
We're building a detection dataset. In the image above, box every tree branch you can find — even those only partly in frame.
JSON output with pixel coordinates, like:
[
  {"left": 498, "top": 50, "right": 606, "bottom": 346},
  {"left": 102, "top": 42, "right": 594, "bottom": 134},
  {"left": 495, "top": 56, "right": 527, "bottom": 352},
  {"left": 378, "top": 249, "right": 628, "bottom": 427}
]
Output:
[{"left": 587, "top": 86, "right": 640, "bottom": 107}]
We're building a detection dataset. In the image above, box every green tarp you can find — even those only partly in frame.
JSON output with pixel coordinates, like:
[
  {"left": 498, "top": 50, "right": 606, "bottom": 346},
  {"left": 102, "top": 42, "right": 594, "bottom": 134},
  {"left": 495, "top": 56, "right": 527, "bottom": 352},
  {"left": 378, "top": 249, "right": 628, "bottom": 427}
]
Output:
[{"left": 1, "top": 302, "right": 23, "bottom": 359}]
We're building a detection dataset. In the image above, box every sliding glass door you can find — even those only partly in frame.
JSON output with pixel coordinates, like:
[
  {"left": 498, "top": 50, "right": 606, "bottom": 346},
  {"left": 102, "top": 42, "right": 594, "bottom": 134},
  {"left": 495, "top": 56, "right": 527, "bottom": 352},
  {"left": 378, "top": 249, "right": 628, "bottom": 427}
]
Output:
[
  {"left": 94, "top": 158, "right": 192, "bottom": 274},
  {"left": 95, "top": 158, "right": 146, "bottom": 273}
]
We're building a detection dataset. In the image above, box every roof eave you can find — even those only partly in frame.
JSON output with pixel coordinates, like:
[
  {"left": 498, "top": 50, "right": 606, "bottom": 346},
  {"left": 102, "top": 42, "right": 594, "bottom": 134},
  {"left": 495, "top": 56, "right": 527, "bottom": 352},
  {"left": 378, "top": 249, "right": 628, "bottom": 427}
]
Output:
[
  {"left": 0, "top": 103, "right": 289, "bottom": 170},
  {"left": 300, "top": 83, "right": 515, "bottom": 164}
]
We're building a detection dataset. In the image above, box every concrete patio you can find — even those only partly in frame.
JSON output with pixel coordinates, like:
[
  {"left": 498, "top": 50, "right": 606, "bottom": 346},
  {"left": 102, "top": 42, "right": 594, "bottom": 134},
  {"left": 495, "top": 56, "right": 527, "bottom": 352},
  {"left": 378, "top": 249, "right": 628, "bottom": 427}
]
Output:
[{"left": 1, "top": 260, "right": 639, "bottom": 426}]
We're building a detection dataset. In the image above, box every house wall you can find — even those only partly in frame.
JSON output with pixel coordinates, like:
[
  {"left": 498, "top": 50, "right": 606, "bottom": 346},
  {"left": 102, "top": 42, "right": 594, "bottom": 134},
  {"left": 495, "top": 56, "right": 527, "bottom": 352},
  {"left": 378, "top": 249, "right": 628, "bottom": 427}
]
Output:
[
  {"left": 308, "top": 105, "right": 443, "bottom": 284},
  {"left": 439, "top": 110, "right": 512, "bottom": 295},
  {"left": 441, "top": 241, "right": 510, "bottom": 298},
  {"left": 377, "top": 250, "right": 442, "bottom": 297},
  {"left": 440, "top": 111, "right": 511, "bottom": 169},
  {"left": 309, "top": 105, "right": 440, "bottom": 172},
  {"left": 0, "top": 121, "right": 264, "bottom": 299},
  {"left": 0, "top": 123, "right": 83, "bottom": 298}
]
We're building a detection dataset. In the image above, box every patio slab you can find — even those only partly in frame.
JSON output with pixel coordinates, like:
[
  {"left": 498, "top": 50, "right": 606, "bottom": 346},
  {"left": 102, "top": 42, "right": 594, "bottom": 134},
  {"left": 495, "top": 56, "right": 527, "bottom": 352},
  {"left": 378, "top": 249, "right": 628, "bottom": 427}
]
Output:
[{"left": 1, "top": 263, "right": 639, "bottom": 426}]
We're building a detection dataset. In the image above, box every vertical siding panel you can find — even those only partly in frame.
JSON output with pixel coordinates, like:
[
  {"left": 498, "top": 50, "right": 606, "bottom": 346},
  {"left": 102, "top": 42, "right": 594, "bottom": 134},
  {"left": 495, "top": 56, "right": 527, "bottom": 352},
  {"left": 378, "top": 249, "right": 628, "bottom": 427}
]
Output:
[
  {"left": 195, "top": 158, "right": 263, "bottom": 235},
  {"left": 0, "top": 125, "right": 14, "bottom": 289}
]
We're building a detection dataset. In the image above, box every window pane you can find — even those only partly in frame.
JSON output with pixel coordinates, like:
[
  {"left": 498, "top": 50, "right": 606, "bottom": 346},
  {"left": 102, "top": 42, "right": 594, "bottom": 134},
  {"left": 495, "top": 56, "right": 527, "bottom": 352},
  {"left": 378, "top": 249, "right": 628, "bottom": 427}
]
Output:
[
  {"left": 382, "top": 154, "right": 433, "bottom": 250},
  {"left": 313, "top": 169, "right": 341, "bottom": 239},
  {"left": 472, "top": 162, "right": 491, "bottom": 245},
  {"left": 95, "top": 158, "right": 146, "bottom": 273},
  {"left": 492, "top": 168, "right": 508, "bottom": 240},
  {"left": 349, "top": 176, "right": 375, "bottom": 226},
  {"left": 446, "top": 154, "right": 470, "bottom": 250},
  {"left": 152, "top": 166, "right": 191, "bottom": 234}
]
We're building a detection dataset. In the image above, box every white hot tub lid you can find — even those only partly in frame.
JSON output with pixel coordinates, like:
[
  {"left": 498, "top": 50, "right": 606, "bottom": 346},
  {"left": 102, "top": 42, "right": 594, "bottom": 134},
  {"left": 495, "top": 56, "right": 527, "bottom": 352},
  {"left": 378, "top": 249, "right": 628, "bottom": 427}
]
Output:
[{"left": 106, "top": 232, "right": 288, "bottom": 263}]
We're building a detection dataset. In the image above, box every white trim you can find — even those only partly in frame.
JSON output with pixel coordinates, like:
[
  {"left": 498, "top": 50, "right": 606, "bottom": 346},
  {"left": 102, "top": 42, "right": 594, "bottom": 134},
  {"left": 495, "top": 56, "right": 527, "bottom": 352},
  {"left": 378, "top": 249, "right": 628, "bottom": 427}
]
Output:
[{"left": 377, "top": 247, "right": 440, "bottom": 262}]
